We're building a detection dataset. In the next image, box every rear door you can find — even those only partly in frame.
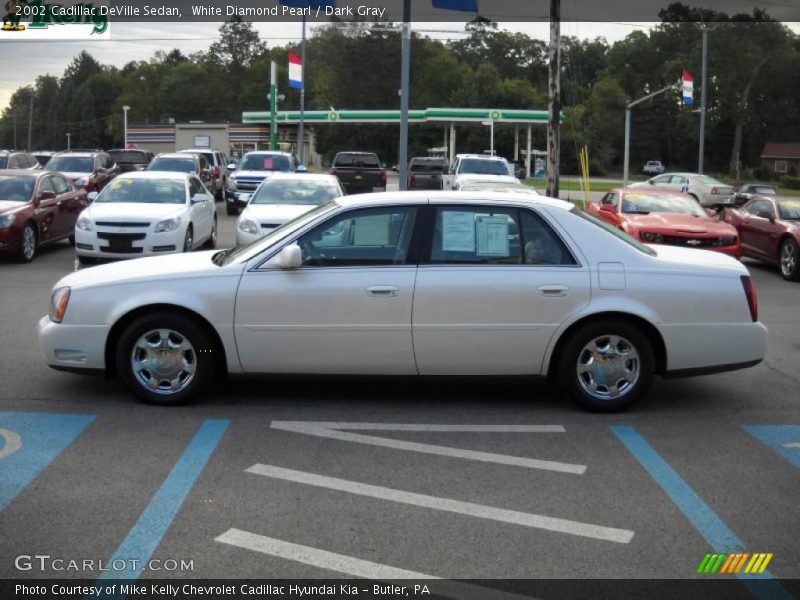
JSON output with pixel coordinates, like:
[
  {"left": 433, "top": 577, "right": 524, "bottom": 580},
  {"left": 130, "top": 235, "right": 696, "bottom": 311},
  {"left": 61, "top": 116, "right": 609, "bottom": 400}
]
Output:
[
  {"left": 412, "top": 203, "right": 590, "bottom": 375},
  {"left": 188, "top": 176, "right": 213, "bottom": 241},
  {"left": 35, "top": 176, "right": 64, "bottom": 241}
]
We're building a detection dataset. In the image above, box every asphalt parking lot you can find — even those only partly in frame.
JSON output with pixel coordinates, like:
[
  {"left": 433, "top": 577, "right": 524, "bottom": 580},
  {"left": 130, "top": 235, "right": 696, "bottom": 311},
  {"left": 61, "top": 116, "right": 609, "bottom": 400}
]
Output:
[{"left": 0, "top": 190, "right": 798, "bottom": 596}]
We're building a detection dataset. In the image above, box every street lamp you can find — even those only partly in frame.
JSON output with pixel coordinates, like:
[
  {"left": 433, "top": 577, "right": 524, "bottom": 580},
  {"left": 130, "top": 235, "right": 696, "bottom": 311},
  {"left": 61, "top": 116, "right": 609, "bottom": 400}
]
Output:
[{"left": 122, "top": 105, "right": 130, "bottom": 148}]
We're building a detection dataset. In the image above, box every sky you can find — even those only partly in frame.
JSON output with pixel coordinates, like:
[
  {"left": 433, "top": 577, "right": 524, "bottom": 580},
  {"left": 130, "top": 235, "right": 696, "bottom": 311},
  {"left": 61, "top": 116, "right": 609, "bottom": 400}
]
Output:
[{"left": 0, "top": 21, "right": 652, "bottom": 111}]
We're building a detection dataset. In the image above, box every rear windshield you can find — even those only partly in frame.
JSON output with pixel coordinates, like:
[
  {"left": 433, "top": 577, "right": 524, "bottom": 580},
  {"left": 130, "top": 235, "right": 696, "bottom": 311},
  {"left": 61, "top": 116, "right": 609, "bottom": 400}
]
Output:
[
  {"left": 148, "top": 157, "right": 196, "bottom": 173},
  {"left": 45, "top": 156, "right": 93, "bottom": 172},
  {"left": 109, "top": 150, "right": 149, "bottom": 164},
  {"left": 334, "top": 153, "right": 380, "bottom": 168},
  {"left": 240, "top": 153, "right": 291, "bottom": 172},
  {"left": 409, "top": 159, "right": 445, "bottom": 172},
  {"left": 458, "top": 159, "right": 511, "bottom": 176}
]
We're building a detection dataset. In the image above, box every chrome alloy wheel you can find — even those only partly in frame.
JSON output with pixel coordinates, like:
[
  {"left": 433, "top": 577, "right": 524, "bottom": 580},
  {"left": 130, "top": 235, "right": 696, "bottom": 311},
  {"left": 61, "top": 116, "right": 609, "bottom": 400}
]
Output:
[
  {"left": 130, "top": 329, "right": 197, "bottom": 395},
  {"left": 21, "top": 225, "right": 35, "bottom": 260},
  {"left": 780, "top": 241, "right": 797, "bottom": 278},
  {"left": 576, "top": 335, "right": 640, "bottom": 400}
]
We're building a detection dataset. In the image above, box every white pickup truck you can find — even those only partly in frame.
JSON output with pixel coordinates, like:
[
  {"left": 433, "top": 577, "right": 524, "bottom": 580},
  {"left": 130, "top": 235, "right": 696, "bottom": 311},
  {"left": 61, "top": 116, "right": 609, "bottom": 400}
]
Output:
[
  {"left": 643, "top": 160, "right": 666, "bottom": 175},
  {"left": 442, "top": 154, "right": 519, "bottom": 190}
]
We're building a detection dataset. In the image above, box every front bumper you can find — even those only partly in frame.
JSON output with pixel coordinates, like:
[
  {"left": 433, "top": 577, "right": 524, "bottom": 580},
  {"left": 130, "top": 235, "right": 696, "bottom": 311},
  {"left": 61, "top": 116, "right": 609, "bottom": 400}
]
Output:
[
  {"left": 39, "top": 315, "right": 110, "bottom": 371},
  {"left": 74, "top": 226, "right": 184, "bottom": 259},
  {"left": 0, "top": 227, "right": 20, "bottom": 255}
]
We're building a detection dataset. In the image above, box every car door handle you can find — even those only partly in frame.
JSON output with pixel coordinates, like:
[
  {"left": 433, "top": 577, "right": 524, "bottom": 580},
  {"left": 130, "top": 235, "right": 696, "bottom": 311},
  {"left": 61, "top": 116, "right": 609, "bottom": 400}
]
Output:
[
  {"left": 538, "top": 285, "right": 568, "bottom": 297},
  {"left": 367, "top": 286, "right": 398, "bottom": 297}
]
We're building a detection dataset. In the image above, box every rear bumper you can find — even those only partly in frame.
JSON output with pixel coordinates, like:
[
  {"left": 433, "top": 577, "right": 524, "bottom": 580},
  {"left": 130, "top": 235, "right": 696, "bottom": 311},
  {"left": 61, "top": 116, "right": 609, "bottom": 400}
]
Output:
[{"left": 657, "top": 321, "right": 767, "bottom": 373}]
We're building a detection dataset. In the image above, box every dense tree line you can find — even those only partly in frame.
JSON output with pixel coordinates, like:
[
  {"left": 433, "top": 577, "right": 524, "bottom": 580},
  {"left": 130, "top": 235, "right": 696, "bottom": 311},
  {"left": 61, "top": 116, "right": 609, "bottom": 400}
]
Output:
[{"left": 2, "top": 5, "right": 799, "bottom": 178}]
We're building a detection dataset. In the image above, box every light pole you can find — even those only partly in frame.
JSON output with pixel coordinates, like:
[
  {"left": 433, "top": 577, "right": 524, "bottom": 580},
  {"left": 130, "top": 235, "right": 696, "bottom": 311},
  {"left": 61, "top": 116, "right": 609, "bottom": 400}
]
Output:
[
  {"left": 398, "top": 0, "right": 411, "bottom": 191},
  {"left": 122, "top": 105, "right": 130, "bottom": 148},
  {"left": 66, "top": 132, "right": 71, "bottom": 151},
  {"left": 269, "top": 61, "right": 278, "bottom": 151}
]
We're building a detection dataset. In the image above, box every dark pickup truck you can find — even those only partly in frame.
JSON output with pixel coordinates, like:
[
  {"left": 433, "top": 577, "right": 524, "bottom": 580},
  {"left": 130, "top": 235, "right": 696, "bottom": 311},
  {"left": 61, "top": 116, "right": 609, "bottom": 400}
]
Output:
[
  {"left": 330, "top": 151, "right": 387, "bottom": 194},
  {"left": 407, "top": 157, "right": 445, "bottom": 190}
]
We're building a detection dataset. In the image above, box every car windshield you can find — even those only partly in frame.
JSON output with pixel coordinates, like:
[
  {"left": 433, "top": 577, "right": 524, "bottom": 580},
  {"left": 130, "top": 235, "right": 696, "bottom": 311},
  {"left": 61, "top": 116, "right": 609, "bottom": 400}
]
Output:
[
  {"left": 0, "top": 157, "right": 7, "bottom": 168},
  {"left": 0, "top": 175, "right": 34, "bottom": 201},
  {"left": 240, "top": 154, "right": 291, "bottom": 171},
  {"left": 751, "top": 186, "right": 777, "bottom": 195},
  {"left": 409, "top": 160, "right": 444, "bottom": 172},
  {"left": 110, "top": 150, "right": 148, "bottom": 164},
  {"left": 216, "top": 202, "right": 339, "bottom": 267},
  {"left": 572, "top": 207, "right": 657, "bottom": 256},
  {"left": 148, "top": 157, "right": 196, "bottom": 173},
  {"left": 251, "top": 179, "right": 341, "bottom": 206},
  {"left": 458, "top": 159, "right": 511, "bottom": 176},
  {"left": 45, "top": 156, "right": 93, "bottom": 172},
  {"left": 621, "top": 193, "right": 706, "bottom": 217},
  {"left": 94, "top": 178, "right": 186, "bottom": 204},
  {"left": 698, "top": 175, "right": 726, "bottom": 186},
  {"left": 778, "top": 199, "right": 800, "bottom": 220}
]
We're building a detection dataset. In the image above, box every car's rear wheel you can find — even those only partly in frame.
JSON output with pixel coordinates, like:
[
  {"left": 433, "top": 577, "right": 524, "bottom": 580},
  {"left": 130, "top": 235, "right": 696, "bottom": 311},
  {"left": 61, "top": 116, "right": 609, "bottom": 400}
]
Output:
[
  {"left": 557, "top": 319, "right": 654, "bottom": 412},
  {"left": 203, "top": 217, "right": 217, "bottom": 249},
  {"left": 116, "top": 312, "right": 216, "bottom": 405},
  {"left": 17, "top": 223, "right": 37, "bottom": 263},
  {"left": 779, "top": 238, "right": 800, "bottom": 281}
]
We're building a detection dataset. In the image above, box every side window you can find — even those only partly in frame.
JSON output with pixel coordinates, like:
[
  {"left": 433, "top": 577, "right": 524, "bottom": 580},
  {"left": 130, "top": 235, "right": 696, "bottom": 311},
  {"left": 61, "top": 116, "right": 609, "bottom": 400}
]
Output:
[
  {"left": 601, "top": 193, "right": 617, "bottom": 206},
  {"left": 51, "top": 174, "right": 71, "bottom": 194},
  {"left": 7, "top": 155, "right": 18, "bottom": 169},
  {"left": 520, "top": 210, "right": 577, "bottom": 265},
  {"left": 652, "top": 175, "right": 670, "bottom": 184},
  {"left": 429, "top": 206, "right": 522, "bottom": 264},
  {"left": 189, "top": 177, "right": 204, "bottom": 198},
  {"left": 746, "top": 200, "right": 768, "bottom": 216},
  {"left": 38, "top": 177, "right": 55, "bottom": 196},
  {"left": 297, "top": 206, "right": 418, "bottom": 267}
]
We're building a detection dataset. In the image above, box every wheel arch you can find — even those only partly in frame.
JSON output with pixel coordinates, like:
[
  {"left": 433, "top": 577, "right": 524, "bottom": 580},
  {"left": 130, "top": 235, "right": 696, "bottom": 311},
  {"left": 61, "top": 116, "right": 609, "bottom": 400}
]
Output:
[
  {"left": 104, "top": 303, "right": 227, "bottom": 378},
  {"left": 545, "top": 311, "right": 667, "bottom": 378}
]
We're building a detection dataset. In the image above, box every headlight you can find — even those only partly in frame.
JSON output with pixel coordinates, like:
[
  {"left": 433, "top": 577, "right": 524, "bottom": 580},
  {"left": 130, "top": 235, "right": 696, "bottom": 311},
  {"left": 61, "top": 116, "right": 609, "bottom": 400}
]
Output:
[
  {"left": 721, "top": 235, "right": 736, "bottom": 246},
  {"left": 49, "top": 287, "right": 71, "bottom": 323},
  {"left": 228, "top": 175, "right": 237, "bottom": 187},
  {"left": 75, "top": 177, "right": 89, "bottom": 187},
  {"left": 0, "top": 213, "right": 15, "bottom": 229},
  {"left": 155, "top": 217, "right": 182, "bottom": 233},
  {"left": 238, "top": 219, "right": 259, "bottom": 235},
  {"left": 640, "top": 232, "right": 663, "bottom": 243},
  {"left": 76, "top": 217, "right": 93, "bottom": 231}
]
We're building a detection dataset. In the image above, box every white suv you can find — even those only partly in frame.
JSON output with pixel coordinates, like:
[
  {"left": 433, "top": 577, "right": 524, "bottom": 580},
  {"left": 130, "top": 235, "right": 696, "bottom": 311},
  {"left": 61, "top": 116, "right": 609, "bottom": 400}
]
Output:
[
  {"left": 442, "top": 154, "right": 518, "bottom": 190},
  {"left": 178, "top": 148, "right": 230, "bottom": 203},
  {"left": 643, "top": 161, "right": 666, "bottom": 175}
]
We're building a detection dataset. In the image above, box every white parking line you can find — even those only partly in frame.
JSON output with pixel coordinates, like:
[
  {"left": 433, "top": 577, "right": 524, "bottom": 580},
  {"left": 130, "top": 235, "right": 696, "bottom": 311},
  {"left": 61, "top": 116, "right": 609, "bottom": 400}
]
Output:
[
  {"left": 271, "top": 422, "right": 586, "bottom": 475},
  {"left": 783, "top": 442, "right": 800, "bottom": 448},
  {"left": 246, "top": 464, "right": 634, "bottom": 544},
  {"left": 0, "top": 428, "right": 22, "bottom": 459},
  {"left": 216, "top": 528, "right": 538, "bottom": 600}
]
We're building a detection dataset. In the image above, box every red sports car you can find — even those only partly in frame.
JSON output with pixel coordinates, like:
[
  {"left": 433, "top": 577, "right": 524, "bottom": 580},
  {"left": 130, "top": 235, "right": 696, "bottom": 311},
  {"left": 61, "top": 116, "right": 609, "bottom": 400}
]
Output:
[
  {"left": 0, "top": 170, "right": 88, "bottom": 262},
  {"left": 722, "top": 195, "right": 800, "bottom": 281},
  {"left": 588, "top": 188, "right": 741, "bottom": 258}
]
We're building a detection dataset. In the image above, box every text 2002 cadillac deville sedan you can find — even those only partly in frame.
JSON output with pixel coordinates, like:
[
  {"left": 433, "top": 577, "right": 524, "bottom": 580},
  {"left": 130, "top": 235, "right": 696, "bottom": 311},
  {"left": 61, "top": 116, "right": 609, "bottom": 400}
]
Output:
[{"left": 39, "top": 192, "right": 766, "bottom": 412}]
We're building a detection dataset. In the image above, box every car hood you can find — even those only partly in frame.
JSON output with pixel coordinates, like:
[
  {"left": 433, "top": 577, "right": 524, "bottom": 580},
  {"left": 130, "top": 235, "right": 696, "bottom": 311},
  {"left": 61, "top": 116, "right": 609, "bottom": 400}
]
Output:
[
  {"left": 240, "top": 203, "right": 318, "bottom": 223},
  {"left": 0, "top": 200, "right": 30, "bottom": 215},
  {"left": 622, "top": 212, "right": 737, "bottom": 235},
  {"left": 649, "top": 244, "right": 746, "bottom": 273},
  {"left": 56, "top": 250, "right": 240, "bottom": 290},
  {"left": 456, "top": 174, "right": 519, "bottom": 184},
  {"left": 82, "top": 202, "right": 186, "bottom": 221}
]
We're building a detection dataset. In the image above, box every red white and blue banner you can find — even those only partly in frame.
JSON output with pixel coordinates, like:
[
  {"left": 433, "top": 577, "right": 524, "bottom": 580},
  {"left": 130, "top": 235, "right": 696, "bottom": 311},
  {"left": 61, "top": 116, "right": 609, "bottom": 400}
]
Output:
[
  {"left": 288, "top": 51, "right": 303, "bottom": 90},
  {"left": 682, "top": 70, "right": 694, "bottom": 105}
]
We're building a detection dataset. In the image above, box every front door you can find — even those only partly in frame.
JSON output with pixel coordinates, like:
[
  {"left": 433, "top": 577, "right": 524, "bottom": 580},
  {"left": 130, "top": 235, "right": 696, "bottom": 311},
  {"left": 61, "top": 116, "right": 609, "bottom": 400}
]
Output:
[
  {"left": 234, "top": 204, "right": 421, "bottom": 374},
  {"left": 412, "top": 204, "right": 591, "bottom": 375}
]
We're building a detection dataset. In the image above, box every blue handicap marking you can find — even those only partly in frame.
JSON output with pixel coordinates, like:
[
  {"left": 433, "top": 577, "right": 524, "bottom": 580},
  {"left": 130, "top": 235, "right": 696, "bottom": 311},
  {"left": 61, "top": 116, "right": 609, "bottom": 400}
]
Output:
[
  {"left": 0, "top": 411, "right": 95, "bottom": 512},
  {"left": 743, "top": 425, "right": 800, "bottom": 469}
]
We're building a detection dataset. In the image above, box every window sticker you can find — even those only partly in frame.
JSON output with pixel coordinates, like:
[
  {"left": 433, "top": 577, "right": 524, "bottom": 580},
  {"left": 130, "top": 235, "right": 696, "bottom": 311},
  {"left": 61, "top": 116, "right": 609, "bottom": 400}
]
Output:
[
  {"left": 263, "top": 158, "right": 273, "bottom": 169},
  {"left": 353, "top": 215, "right": 390, "bottom": 245},
  {"left": 441, "top": 211, "right": 476, "bottom": 252},
  {"left": 476, "top": 215, "right": 510, "bottom": 256}
]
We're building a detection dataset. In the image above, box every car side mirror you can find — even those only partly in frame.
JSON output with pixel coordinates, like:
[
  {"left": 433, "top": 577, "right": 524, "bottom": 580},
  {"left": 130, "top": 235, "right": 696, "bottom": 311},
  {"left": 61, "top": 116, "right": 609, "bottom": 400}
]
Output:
[
  {"left": 87, "top": 191, "right": 99, "bottom": 203},
  {"left": 757, "top": 210, "right": 775, "bottom": 223},
  {"left": 38, "top": 190, "right": 56, "bottom": 202},
  {"left": 278, "top": 243, "right": 303, "bottom": 269},
  {"left": 191, "top": 193, "right": 207, "bottom": 203},
  {"left": 227, "top": 163, "right": 237, "bottom": 171}
]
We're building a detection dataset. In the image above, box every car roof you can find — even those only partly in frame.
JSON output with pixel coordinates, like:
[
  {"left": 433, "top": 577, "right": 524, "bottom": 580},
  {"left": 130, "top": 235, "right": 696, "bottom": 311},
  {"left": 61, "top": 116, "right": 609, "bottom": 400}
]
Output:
[
  {"left": 456, "top": 154, "right": 508, "bottom": 160},
  {"left": 154, "top": 153, "right": 198, "bottom": 159},
  {"left": 115, "top": 171, "right": 189, "bottom": 181},
  {"left": 244, "top": 150, "right": 292, "bottom": 157},
  {"left": 333, "top": 190, "right": 573, "bottom": 211},
  {"left": 614, "top": 188, "right": 688, "bottom": 196},
  {"left": 53, "top": 152, "right": 96, "bottom": 157},
  {"left": 178, "top": 148, "right": 218, "bottom": 153},
  {"left": 0, "top": 169, "right": 43, "bottom": 178}
]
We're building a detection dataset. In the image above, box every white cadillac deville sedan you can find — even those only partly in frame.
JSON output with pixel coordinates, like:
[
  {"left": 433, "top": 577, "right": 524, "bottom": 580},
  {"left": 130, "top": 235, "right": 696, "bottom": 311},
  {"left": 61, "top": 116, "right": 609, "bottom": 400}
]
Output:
[{"left": 40, "top": 192, "right": 767, "bottom": 411}]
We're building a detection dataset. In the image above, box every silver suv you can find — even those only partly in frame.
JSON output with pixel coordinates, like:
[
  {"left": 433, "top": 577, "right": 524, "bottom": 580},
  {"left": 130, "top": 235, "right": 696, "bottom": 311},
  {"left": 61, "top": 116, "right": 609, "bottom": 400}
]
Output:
[{"left": 178, "top": 148, "right": 230, "bottom": 202}]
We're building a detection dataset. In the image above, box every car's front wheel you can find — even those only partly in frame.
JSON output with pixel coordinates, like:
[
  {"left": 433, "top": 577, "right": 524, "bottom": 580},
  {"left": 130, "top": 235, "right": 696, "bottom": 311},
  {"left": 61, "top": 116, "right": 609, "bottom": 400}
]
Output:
[
  {"left": 17, "top": 222, "right": 37, "bottom": 262},
  {"left": 556, "top": 319, "right": 654, "bottom": 412},
  {"left": 182, "top": 225, "right": 193, "bottom": 252},
  {"left": 780, "top": 238, "right": 800, "bottom": 281},
  {"left": 116, "top": 312, "right": 217, "bottom": 405}
]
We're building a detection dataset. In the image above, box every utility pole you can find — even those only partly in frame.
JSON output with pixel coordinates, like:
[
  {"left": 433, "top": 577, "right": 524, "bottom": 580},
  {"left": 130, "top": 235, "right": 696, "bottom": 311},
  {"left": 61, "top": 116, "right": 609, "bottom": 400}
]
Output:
[
  {"left": 27, "top": 94, "right": 33, "bottom": 150},
  {"left": 545, "top": 0, "right": 561, "bottom": 198},
  {"left": 698, "top": 24, "right": 710, "bottom": 174},
  {"left": 66, "top": 132, "right": 71, "bottom": 151},
  {"left": 298, "top": 15, "right": 307, "bottom": 166},
  {"left": 269, "top": 61, "right": 278, "bottom": 151},
  {"left": 13, "top": 108, "right": 17, "bottom": 149},
  {"left": 398, "top": 0, "right": 411, "bottom": 191}
]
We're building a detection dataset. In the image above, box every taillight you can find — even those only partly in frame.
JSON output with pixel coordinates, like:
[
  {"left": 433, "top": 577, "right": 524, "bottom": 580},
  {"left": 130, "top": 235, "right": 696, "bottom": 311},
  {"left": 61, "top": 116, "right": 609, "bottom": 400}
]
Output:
[
  {"left": 330, "top": 169, "right": 338, "bottom": 177},
  {"left": 380, "top": 170, "right": 387, "bottom": 187},
  {"left": 741, "top": 275, "right": 758, "bottom": 322},
  {"left": 409, "top": 175, "right": 416, "bottom": 188},
  {"left": 214, "top": 166, "right": 220, "bottom": 178}
]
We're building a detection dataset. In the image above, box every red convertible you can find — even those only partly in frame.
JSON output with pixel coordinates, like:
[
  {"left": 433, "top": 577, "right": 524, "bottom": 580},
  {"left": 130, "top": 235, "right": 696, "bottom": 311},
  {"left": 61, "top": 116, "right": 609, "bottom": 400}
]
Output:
[
  {"left": 588, "top": 188, "right": 741, "bottom": 258},
  {"left": 0, "top": 170, "right": 88, "bottom": 262},
  {"left": 722, "top": 195, "right": 800, "bottom": 281}
]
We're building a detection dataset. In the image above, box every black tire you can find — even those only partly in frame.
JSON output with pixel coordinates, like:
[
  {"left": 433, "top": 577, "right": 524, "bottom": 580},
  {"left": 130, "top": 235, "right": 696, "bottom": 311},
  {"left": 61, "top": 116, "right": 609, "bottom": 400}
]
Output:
[
  {"left": 116, "top": 312, "right": 217, "bottom": 405},
  {"left": 182, "top": 225, "right": 193, "bottom": 252},
  {"left": 77, "top": 255, "right": 96, "bottom": 266},
  {"left": 17, "top": 222, "right": 37, "bottom": 263},
  {"left": 68, "top": 234, "right": 75, "bottom": 246},
  {"left": 214, "top": 186, "right": 224, "bottom": 203},
  {"left": 779, "top": 238, "right": 800, "bottom": 281},
  {"left": 203, "top": 216, "right": 217, "bottom": 249},
  {"left": 556, "top": 319, "right": 654, "bottom": 412},
  {"left": 226, "top": 203, "right": 238, "bottom": 216}
]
